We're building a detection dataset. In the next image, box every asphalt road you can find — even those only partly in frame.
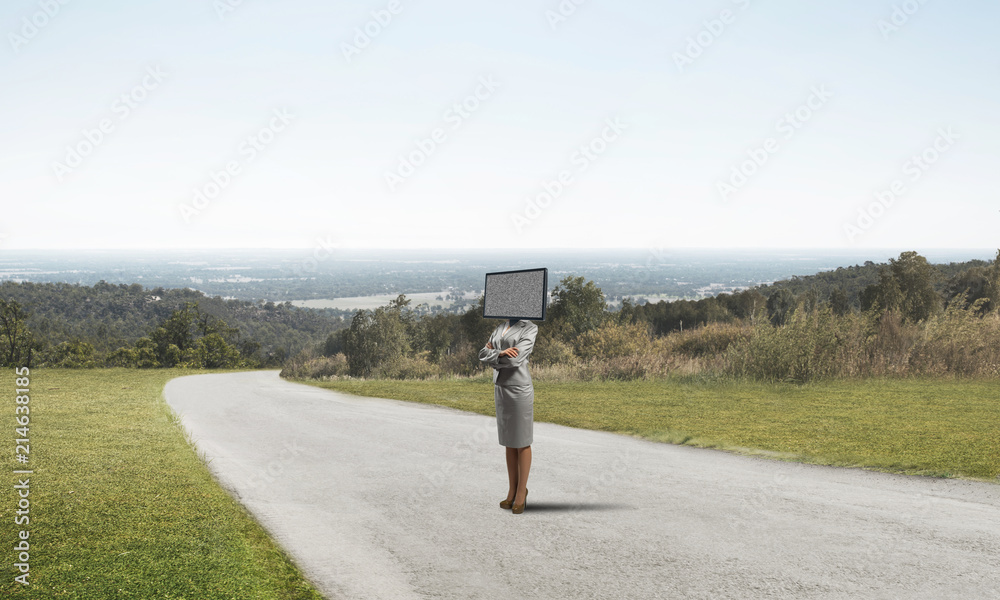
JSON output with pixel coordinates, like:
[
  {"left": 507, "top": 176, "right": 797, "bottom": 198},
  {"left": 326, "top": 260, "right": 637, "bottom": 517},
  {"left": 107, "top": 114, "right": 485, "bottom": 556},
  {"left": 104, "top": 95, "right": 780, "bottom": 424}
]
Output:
[{"left": 163, "top": 371, "right": 1000, "bottom": 600}]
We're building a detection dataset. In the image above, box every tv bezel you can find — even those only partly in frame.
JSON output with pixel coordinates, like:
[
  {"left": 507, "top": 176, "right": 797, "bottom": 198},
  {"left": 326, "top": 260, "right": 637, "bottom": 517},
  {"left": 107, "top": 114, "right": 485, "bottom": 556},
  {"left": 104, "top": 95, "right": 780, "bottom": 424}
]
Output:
[{"left": 482, "top": 267, "right": 548, "bottom": 321}]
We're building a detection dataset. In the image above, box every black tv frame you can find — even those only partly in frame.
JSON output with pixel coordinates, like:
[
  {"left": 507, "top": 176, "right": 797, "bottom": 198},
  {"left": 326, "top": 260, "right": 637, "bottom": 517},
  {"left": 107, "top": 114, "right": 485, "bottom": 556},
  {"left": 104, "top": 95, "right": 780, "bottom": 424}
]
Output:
[{"left": 482, "top": 267, "right": 548, "bottom": 321}]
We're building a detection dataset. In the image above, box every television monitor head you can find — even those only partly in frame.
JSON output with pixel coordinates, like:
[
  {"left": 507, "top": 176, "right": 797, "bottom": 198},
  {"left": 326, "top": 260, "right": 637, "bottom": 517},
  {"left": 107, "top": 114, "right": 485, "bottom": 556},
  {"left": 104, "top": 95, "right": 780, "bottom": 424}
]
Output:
[{"left": 483, "top": 268, "right": 548, "bottom": 321}]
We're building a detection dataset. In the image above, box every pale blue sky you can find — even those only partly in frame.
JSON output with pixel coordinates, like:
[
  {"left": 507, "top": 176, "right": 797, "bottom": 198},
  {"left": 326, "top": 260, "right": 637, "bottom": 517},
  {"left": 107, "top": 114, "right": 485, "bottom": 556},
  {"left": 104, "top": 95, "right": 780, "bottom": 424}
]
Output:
[{"left": 1, "top": 0, "right": 998, "bottom": 250}]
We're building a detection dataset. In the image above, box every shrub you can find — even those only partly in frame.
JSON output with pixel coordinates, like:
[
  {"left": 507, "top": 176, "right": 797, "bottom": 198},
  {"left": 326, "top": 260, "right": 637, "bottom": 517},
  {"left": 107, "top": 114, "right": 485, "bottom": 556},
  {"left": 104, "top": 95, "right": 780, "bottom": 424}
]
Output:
[
  {"left": 46, "top": 339, "right": 98, "bottom": 368},
  {"left": 312, "top": 353, "right": 351, "bottom": 379},
  {"left": 862, "top": 310, "right": 918, "bottom": 376},
  {"left": 663, "top": 322, "right": 752, "bottom": 358},
  {"left": 105, "top": 338, "right": 159, "bottom": 368},
  {"left": 279, "top": 352, "right": 350, "bottom": 380},
  {"left": 530, "top": 361, "right": 586, "bottom": 382},
  {"left": 910, "top": 298, "right": 1000, "bottom": 376},
  {"left": 530, "top": 337, "right": 576, "bottom": 366},
  {"left": 180, "top": 333, "right": 243, "bottom": 368},
  {"left": 437, "top": 341, "right": 484, "bottom": 377},
  {"left": 574, "top": 321, "right": 652, "bottom": 360},
  {"left": 379, "top": 355, "right": 440, "bottom": 380},
  {"left": 725, "top": 308, "right": 870, "bottom": 382},
  {"left": 580, "top": 351, "right": 693, "bottom": 381}
]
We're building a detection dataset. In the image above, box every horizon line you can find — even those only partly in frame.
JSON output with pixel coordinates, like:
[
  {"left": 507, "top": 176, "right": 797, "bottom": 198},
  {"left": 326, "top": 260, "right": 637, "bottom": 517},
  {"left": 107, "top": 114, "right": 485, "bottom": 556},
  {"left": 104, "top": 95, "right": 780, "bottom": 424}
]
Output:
[{"left": 2, "top": 246, "right": 997, "bottom": 252}]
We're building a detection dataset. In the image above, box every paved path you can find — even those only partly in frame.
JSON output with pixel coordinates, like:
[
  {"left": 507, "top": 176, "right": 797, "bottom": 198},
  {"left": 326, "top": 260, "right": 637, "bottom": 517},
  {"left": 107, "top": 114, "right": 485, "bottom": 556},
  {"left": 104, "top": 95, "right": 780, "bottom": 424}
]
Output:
[{"left": 164, "top": 371, "right": 1000, "bottom": 599}]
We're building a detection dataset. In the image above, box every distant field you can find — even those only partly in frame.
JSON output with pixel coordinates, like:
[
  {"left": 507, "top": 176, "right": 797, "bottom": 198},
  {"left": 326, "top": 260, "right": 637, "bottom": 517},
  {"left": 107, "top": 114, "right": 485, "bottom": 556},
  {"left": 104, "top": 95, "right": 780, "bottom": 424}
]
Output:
[
  {"left": 0, "top": 369, "right": 324, "bottom": 599},
  {"left": 291, "top": 290, "right": 477, "bottom": 310},
  {"left": 618, "top": 293, "right": 702, "bottom": 303},
  {"left": 292, "top": 291, "right": 716, "bottom": 311},
  {"left": 308, "top": 376, "right": 1000, "bottom": 480}
]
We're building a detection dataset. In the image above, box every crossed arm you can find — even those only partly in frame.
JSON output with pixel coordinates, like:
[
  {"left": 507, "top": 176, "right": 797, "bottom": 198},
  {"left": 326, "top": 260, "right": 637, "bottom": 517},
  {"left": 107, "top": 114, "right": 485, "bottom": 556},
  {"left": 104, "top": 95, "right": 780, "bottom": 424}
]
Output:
[{"left": 478, "top": 326, "right": 536, "bottom": 369}]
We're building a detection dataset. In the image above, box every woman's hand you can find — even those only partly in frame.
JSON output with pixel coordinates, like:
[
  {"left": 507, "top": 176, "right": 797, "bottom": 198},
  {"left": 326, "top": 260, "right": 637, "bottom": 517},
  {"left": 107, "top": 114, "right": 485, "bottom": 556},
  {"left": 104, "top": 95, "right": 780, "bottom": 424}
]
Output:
[{"left": 486, "top": 340, "right": 517, "bottom": 357}]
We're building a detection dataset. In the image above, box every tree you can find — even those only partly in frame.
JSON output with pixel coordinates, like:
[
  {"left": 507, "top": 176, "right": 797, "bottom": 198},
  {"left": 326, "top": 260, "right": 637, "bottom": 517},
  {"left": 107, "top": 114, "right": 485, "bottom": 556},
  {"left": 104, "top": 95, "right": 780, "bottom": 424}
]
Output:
[
  {"left": 989, "top": 249, "right": 1000, "bottom": 313},
  {"left": 861, "top": 251, "right": 941, "bottom": 322},
  {"left": 799, "top": 289, "right": 820, "bottom": 314},
  {"left": 107, "top": 337, "right": 159, "bottom": 368},
  {"left": 944, "top": 249, "right": 1000, "bottom": 313},
  {"left": 460, "top": 295, "right": 498, "bottom": 347},
  {"left": 387, "top": 293, "right": 418, "bottom": 347},
  {"left": 343, "top": 303, "right": 411, "bottom": 377},
  {"left": 183, "top": 333, "right": 242, "bottom": 368},
  {"left": 829, "top": 288, "right": 851, "bottom": 316},
  {"left": 149, "top": 302, "right": 198, "bottom": 365},
  {"left": 237, "top": 338, "right": 262, "bottom": 364},
  {"left": 48, "top": 339, "right": 97, "bottom": 368},
  {"left": 616, "top": 297, "right": 638, "bottom": 325},
  {"left": 766, "top": 289, "right": 796, "bottom": 326},
  {"left": 547, "top": 276, "right": 607, "bottom": 340},
  {"left": 0, "top": 298, "right": 35, "bottom": 367},
  {"left": 860, "top": 269, "right": 902, "bottom": 314},
  {"left": 727, "top": 289, "right": 767, "bottom": 325},
  {"left": 890, "top": 251, "right": 941, "bottom": 322},
  {"left": 418, "top": 313, "right": 455, "bottom": 363},
  {"left": 322, "top": 330, "right": 346, "bottom": 356}
]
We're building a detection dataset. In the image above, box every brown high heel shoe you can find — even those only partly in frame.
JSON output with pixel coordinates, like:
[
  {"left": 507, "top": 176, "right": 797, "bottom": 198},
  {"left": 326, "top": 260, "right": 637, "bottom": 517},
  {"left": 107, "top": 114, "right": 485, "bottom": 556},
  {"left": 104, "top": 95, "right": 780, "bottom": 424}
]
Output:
[
  {"left": 500, "top": 488, "right": 526, "bottom": 510},
  {"left": 511, "top": 488, "right": 528, "bottom": 514}
]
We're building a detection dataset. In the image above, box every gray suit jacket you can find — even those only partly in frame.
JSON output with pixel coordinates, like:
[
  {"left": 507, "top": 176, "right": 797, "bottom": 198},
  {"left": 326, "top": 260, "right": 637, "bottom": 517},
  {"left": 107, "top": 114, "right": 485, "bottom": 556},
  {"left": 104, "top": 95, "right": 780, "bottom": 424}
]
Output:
[{"left": 478, "top": 319, "right": 538, "bottom": 386}]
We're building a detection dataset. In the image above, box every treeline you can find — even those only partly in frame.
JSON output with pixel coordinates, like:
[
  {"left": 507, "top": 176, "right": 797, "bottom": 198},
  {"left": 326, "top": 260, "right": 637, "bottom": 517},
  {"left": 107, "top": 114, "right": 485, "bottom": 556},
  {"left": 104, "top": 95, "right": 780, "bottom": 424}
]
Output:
[
  {"left": 4, "top": 250, "right": 999, "bottom": 380},
  {"left": 0, "top": 281, "right": 345, "bottom": 368},
  {"left": 621, "top": 251, "right": 999, "bottom": 335},
  {"left": 282, "top": 251, "right": 1000, "bottom": 382}
]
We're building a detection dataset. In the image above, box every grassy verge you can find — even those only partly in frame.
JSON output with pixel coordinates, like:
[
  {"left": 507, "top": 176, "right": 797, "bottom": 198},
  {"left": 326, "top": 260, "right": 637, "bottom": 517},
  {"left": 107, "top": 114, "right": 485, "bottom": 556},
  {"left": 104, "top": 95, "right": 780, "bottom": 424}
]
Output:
[
  {"left": 306, "top": 375, "right": 1000, "bottom": 480},
  {"left": 1, "top": 369, "right": 325, "bottom": 599}
]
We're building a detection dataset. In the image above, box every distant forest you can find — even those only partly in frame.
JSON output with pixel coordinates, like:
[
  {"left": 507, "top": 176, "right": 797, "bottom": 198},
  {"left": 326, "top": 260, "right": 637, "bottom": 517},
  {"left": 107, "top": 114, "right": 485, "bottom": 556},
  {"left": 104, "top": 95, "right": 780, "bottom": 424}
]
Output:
[
  {"left": 0, "top": 281, "right": 343, "bottom": 367},
  {"left": 5, "top": 248, "right": 930, "bottom": 303},
  {"left": 623, "top": 253, "right": 996, "bottom": 336},
  {"left": 2, "top": 251, "right": 998, "bottom": 379},
  {"left": 283, "top": 250, "right": 1000, "bottom": 382}
]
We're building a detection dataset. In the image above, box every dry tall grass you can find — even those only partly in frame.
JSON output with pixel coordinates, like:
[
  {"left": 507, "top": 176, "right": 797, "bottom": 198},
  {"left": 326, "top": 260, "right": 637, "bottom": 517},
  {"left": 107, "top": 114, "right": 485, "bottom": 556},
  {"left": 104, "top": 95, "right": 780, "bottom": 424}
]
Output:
[{"left": 284, "top": 302, "right": 1000, "bottom": 382}]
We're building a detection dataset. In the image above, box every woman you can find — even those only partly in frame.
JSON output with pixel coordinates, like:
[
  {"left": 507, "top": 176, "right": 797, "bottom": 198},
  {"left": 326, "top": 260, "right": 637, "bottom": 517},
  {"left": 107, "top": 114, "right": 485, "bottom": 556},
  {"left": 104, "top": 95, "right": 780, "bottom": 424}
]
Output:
[{"left": 479, "top": 317, "right": 538, "bottom": 514}]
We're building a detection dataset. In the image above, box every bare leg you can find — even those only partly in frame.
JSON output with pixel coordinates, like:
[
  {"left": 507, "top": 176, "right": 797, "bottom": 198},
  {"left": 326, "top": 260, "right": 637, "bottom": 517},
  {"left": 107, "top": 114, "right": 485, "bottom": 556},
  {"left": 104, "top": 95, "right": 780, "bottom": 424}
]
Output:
[
  {"left": 514, "top": 445, "right": 531, "bottom": 505},
  {"left": 505, "top": 446, "right": 518, "bottom": 503}
]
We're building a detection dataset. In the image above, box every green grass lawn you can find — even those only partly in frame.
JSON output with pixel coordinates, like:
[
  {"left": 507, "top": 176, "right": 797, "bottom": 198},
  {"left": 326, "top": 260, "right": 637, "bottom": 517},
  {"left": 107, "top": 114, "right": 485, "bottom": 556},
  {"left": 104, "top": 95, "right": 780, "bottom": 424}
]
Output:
[
  {"left": 1, "top": 369, "right": 325, "bottom": 600},
  {"left": 308, "top": 375, "right": 1000, "bottom": 480},
  {"left": 3, "top": 370, "right": 995, "bottom": 598}
]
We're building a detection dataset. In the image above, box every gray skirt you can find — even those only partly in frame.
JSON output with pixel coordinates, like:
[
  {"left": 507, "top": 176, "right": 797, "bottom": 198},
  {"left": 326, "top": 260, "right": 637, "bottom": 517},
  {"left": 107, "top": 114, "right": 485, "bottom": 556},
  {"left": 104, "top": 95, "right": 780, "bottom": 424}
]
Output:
[{"left": 494, "top": 383, "right": 533, "bottom": 448}]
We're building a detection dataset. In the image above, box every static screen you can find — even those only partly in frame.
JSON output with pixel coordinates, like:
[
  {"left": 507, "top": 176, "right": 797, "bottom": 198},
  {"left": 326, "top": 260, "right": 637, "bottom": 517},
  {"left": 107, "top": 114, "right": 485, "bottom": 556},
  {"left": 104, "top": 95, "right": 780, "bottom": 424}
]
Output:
[{"left": 483, "top": 268, "right": 548, "bottom": 320}]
